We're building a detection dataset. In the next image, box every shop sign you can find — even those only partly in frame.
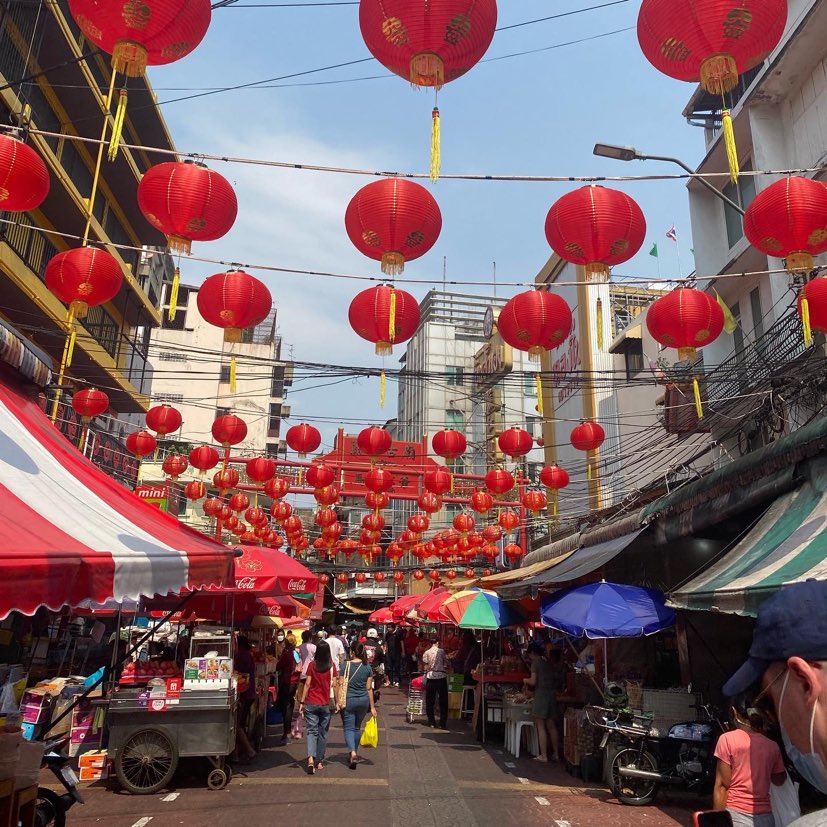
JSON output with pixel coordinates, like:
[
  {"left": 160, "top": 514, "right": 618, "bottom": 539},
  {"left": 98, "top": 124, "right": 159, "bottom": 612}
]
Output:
[
  {"left": 135, "top": 483, "right": 169, "bottom": 512},
  {"left": 474, "top": 335, "right": 513, "bottom": 390}
]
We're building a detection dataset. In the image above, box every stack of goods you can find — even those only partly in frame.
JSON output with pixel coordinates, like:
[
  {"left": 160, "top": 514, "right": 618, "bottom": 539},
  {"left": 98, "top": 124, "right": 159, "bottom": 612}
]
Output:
[
  {"left": 0, "top": 722, "right": 44, "bottom": 792},
  {"left": 119, "top": 659, "right": 183, "bottom": 684},
  {"left": 78, "top": 750, "right": 109, "bottom": 782},
  {"left": 563, "top": 708, "right": 602, "bottom": 771}
]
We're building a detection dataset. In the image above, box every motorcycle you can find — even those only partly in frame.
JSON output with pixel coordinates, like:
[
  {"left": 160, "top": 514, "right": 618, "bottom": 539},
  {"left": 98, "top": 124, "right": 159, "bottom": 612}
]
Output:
[
  {"left": 586, "top": 700, "right": 727, "bottom": 806},
  {"left": 36, "top": 737, "right": 84, "bottom": 827}
]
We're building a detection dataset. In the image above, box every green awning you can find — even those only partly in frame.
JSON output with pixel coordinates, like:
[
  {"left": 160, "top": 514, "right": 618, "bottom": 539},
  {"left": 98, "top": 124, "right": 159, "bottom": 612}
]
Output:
[{"left": 669, "top": 455, "right": 827, "bottom": 616}]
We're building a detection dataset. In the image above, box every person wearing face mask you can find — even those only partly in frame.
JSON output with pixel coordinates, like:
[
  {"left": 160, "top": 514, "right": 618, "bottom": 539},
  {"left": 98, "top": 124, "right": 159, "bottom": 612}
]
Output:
[{"left": 723, "top": 579, "right": 827, "bottom": 826}]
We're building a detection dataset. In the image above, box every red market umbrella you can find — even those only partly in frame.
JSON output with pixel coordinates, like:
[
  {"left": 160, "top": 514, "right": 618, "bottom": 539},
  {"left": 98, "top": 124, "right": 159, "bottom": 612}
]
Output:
[
  {"left": 368, "top": 606, "right": 395, "bottom": 624},
  {"left": 390, "top": 594, "right": 422, "bottom": 620},
  {"left": 415, "top": 587, "right": 452, "bottom": 622}
]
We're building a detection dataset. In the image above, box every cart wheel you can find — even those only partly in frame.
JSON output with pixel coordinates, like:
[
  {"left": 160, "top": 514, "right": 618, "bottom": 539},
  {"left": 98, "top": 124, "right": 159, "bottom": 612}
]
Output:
[
  {"left": 207, "top": 768, "right": 229, "bottom": 790},
  {"left": 115, "top": 728, "right": 178, "bottom": 795}
]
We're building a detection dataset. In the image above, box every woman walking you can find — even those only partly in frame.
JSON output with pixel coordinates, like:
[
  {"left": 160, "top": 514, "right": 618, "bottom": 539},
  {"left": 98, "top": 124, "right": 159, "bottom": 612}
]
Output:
[
  {"left": 298, "top": 640, "right": 337, "bottom": 774},
  {"left": 276, "top": 634, "right": 301, "bottom": 744},
  {"left": 337, "top": 642, "right": 377, "bottom": 769}
]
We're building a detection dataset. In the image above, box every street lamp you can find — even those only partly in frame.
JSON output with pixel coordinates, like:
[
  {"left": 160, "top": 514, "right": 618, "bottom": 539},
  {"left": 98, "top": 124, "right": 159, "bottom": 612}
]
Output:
[{"left": 592, "top": 142, "right": 744, "bottom": 215}]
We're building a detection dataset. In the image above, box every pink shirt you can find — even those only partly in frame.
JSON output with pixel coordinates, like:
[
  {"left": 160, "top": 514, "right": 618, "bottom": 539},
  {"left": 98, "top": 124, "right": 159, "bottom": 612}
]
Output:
[{"left": 714, "top": 728, "right": 784, "bottom": 814}]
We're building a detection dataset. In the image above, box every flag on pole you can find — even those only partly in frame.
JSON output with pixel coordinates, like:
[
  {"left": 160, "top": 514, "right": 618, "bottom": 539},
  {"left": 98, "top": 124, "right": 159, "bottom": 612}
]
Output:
[
  {"left": 649, "top": 243, "right": 659, "bottom": 258},
  {"left": 715, "top": 290, "right": 738, "bottom": 334},
  {"left": 666, "top": 225, "right": 678, "bottom": 242}
]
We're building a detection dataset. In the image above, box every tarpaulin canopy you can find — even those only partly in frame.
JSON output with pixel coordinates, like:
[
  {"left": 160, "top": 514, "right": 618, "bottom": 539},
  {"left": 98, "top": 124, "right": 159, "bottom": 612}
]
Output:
[
  {"left": 0, "top": 374, "right": 236, "bottom": 618},
  {"left": 669, "top": 456, "right": 827, "bottom": 616}
]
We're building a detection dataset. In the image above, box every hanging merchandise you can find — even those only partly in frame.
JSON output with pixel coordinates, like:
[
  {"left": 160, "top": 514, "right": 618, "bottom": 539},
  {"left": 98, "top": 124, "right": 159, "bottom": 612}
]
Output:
[{"left": 0, "top": 133, "right": 50, "bottom": 211}]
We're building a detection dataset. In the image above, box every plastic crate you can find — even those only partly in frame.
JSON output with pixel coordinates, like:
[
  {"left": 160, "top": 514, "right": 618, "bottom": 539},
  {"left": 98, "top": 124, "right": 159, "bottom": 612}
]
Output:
[{"left": 447, "top": 674, "right": 463, "bottom": 693}]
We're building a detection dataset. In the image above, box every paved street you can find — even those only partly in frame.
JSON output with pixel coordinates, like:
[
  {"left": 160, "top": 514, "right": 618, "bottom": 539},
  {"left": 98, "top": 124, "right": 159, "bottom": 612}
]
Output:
[{"left": 62, "top": 688, "right": 699, "bottom": 827}]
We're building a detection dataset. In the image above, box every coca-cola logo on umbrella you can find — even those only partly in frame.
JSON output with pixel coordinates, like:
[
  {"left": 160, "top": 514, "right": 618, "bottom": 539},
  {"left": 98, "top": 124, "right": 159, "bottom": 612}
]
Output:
[
  {"left": 236, "top": 577, "right": 257, "bottom": 589},
  {"left": 287, "top": 579, "right": 307, "bottom": 592}
]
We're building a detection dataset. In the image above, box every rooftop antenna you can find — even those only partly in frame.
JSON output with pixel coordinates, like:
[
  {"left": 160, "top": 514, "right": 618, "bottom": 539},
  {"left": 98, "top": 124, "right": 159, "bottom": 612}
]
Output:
[{"left": 442, "top": 256, "right": 447, "bottom": 294}]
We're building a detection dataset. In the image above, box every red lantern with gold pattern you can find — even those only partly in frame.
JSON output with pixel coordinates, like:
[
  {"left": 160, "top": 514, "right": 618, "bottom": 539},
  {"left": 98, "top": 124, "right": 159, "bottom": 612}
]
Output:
[
  {"left": 162, "top": 454, "right": 188, "bottom": 479},
  {"left": 374, "top": 572, "right": 386, "bottom": 584},
  {"left": 646, "top": 287, "right": 725, "bottom": 362},
  {"left": 470, "top": 491, "right": 494, "bottom": 515},
  {"left": 283, "top": 515, "right": 303, "bottom": 534},
  {"left": 428, "top": 569, "right": 441, "bottom": 582},
  {"left": 355, "top": 572, "right": 367, "bottom": 585},
  {"left": 452, "top": 513, "right": 475, "bottom": 534},
  {"left": 264, "top": 477, "right": 290, "bottom": 500},
  {"left": 497, "top": 290, "right": 573, "bottom": 361},
  {"left": 363, "top": 513, "right": 385, "bottom": 532},
  {"left": 185, "top": 480, "right": 206, "bottom": 500},
  {"left": 245, "top": 507, "right": 267, "bottom": 526},
  {"left": 125, "top": 430, "right": 156, "bottom": 458},
  {"left": 314, "top": 485, "right": 339, "bottom": 507},
  {"left": 286, "top": 423, "right": 321, "bottom": 458},
  {"left": 146, "top": 404, "right": 183, "bottom": 437},
  {"left": 189, "top": 445, "right": 219, "bottom": 472},
  {"left": 423, "top": 468, "right": 452, "bottom": 496},
  {"left": 212, "top": 414, "right": 247, "bottom": 447},
  {"left": 744, "top": 177, "right": 827, "bottom": 273},
  {"left": 366, "top": 491, "right": 390, "bottom": 510},
  {"left": 408, "top": 514, "right": 430, "bottom": 535},
  {"left": 213, "top": 468, "right": 239, "bottom": 491},
  {"left": 348, "top": 284, "right": 421, "bottom": 355},
  {"left": 432, "top": 429, "right": 466, "bottom": 461},
  {"left": 203, "top": 497, "right": 222, "bottom": 517},
  {"left": 228, "top": 492, "right": 250, "bottom": 513},
  {"left": 357, "top": 426, "right": 393, "bottom": 458},
  {"left": 247, "top": 457, "right": 276, "bottom": 483},
  {"left": 504, "top": 543, "right": 524, "bottom": 561},
  {"left": 417, "top": 491, "right": 442, "bottom": 513},
  {"left": 45, "top": 248, "right": 123, "bottom": 318},
  {"left": 445, "top": 569, "right": 457, "bottom": 581},
  {"left": 482, "top": 525, "right": 502, "bottom": 543},
  {"left": 137, "top": 161, "right": 237, "bottom": 254},
  {"left": 498, "top": 510, "right": 519, "bottom": 532},
  {"left": 800, "top": 277, "right": 827, "bottom": 335},
  {"left": 387, "top": 543, "right": 405, "bottom": 564},
  {"left": 482, "top": 568, "right": 493, "bottom": 577},
  {"left": 71, "top": 388, "right": 109, "bottom": 421},
  {"left": 413, "top": 569, "right": 426, "bottom": 581},
  {"left": 481, "top": 545, "right": 498, "bottom": 563},
  {"left": 271, "top": 501, "right": 292, "bottom": 522},
  {"left": 0, "top": 134, "right": 49, "bottom": 212},
  {"left": 464, "top": 567, "right": 475, "bottom": 579},
  {"left": 323, "top": 522, "right": 343, "bottom": 542},
  {"left": 522, "top": 490, "right": 547, "bottom": 515},
  {"left": 540, "top": 465, "right": 570, "bottom": 490},
  {"left": 497, "top": 427, "right": 534, "bottom": 460},
  {"left": 365, "top": 468, "right": 394, "bottom": 493},
  {"left": 570, "top": 421, "right": 605, "bottom": 453},
  {"left": 306, "top": 463, "right": 335, "bottom": 489},
  {"left": 393, "top": 571, "right": 405, "bottom": 583},
  {"left": 485, "top": 469, "right": 514, "bottom": 495},
  {"left": 197, "top": 270, "right": 272, "bottom": 343},
  {"left": 545, "top": 186, "right": 646, "bottom": 281},
  {"left": 361, "top": 530, "right": 381, "bottom": 546},
  {"left": 315, "top": 509, "right": 338, "bottom": 529}
]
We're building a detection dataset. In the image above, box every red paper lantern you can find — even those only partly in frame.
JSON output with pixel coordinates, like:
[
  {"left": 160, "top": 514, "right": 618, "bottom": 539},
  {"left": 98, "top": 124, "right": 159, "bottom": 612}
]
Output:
[
  {"left": 68, "top": 0, "right": 210, "bottom": 76},
  {"left": 225, "top": 515, "right": 240, "bottom": 531},
  {"left": 482, "top": 525, "right": 502, "bottom": 543},
  {"left": 357, "top": 426, "right": 393, "bottom": 458},
  {"left": 319, "top": 574, "right": 330, "bottom": 586},
  {"left": 125, "top": 430, "right": 156, "bottom": 458},
  {"left": 336, "top": 572, "right": 349, "bottom": 585},
  {"left": 570, "top": 421, "right": 605, "bottom": 452},
  {"left": 497, "top": 427, "right": 534, "bottom": 460},
  {"left": 323, "top": 523, "right": 344, "bottom": 542},
  {"left": 399, "top": 529, "right": 419, "bottom": 548},
  {"left": 162, "top": 453, "right": 188, "bottom": 478},
  {"left": 189, "top": 445, "right": 219, "bottom": 472},
  {"left": 247, "top": 457, "right": 276, "bottom": 483},
  {"left": 374, "top": 572, "right": 386, "bottom": 584},
  {"left": 345, "top": 179, "right": 442, "bottom": 276},
  {"left": 363, "top": 513, "right": 385, "bottom": 532},
  {"left": 306, "top": 463, "right": 335, "bottom": 489},
  {"left": 428, "top": 569, "right": 441, "bottom": 582},
  {"left": 497, "top": 290, "right": 573, "bottom": 361},
  {"left": 137, "top": 161, "right": 237, "bottom": 254},
  {"left": 744, "top": 177, "right": 827, "bottom": 273},
  {"left": 444, "top": 569, "right": 457, "bottom": 581},
  {"left": 481, "top": 544, "right": 498, "bottom": 562},
  {"left": 229, "top": 492, "right": 250, "bottom": 513},
  {"left": 366, "top": 491, "right": 390, "bottom": 510},
  {"left": 314, "top": 485, "right": 339, "bottom": 507},
  {"left": 213, "top": 468, "right": 239, "bottom": 490},
  {"left": 218, "top": 505, "right": 232, "bottom": 522},
  {"left": 272, "top": 501, "right": 293, "bottom": 522},
  {"left": 315, "top": 509, "right": 338, "bottom": 528},
  {"left": 359, "top": 0, "right": 497, "bottom": 88},
  {"left": 482, "top": 568, "right": 493, "bottom": 577},
  {"left": 185, "top": 480, "right": 206, "bottom": 500},
  {"left": 417, "top": 492, "right": 442, "bottom": 513},
  {"left": 432, "top": 428, "right": 467, "bottom": 462},
  {"left": 470, "top": 491, "right": 494, "bottom": 515},
  {"left": 212, "top": 414, "right": 247, "bottom": 447},
  {"left": 498, "top": 510, "right": 520, "bottom": 532},
  {"left": 197, "top": 269, "right": 272, "bottom": 342},
  {"left": 408, "top": 514, "right": 430, "bottom": 534},
  {"left": 355, "top": 572, "right": 367, "bottom": 584},
  {"left": 348, "top": 284, "right": 421, "bottom": 355},
  {"left": 504, "top": 543, "right": 524, "bottom": 561},
  {"left": 413, "top": 569, "right": 425, "bottom": 581},
  {"left": 540, "top": 465, "right": 570, "bottom": 490},
  {"left": 203, "top": 497, "right": 222, "bottom": 517},
  {"left": 146, "top": 404, "right": 182, "bottom": 437},
  {"left": 423, "top": 468, "right": 452, "bottom": 495},
  {"left": 71, "top": 388, "right": 108, "bottom": 421},
  {"left": 464, "top": 568, "right": 475, "bottom": 579},
  {"left": 0, "top": 134, "right": 50, "bottom": 212},
  {"left": 545, "top": 186, "right": 646, "bottom": 281},
  {"left": 286, "top": 423, "right": 321, "bottom": 458},
  {"left": 393, "top": 571, "right": 405, "bottom": 583},
  {"left": 283, "top": 515, "right": 303, "bottom": 534},
  {"left": 265, "top": 477, "right": 290, "bottom": 500},
  {"left": 453, "top": 513, "right": 475, "bottom": 534},
  {"left": 637, "top": 0, "right": 786, "bottom": 95},
  {"left": 245, "top": 507, "right": 267, "bottom": 526},
  {"left": 485, "top": 469, "right": 514, "bottom": 495},
  {"left": 646, "top": 287, "right": 725, "bottom": 362},
  {"left": 522, "top": 490, "right": 547, "bottom": 514},
  {"left": 365, "top": 468, "right": 394, "bottom": 493},
  {"left": 361, "top": 530, "right": 381, "bottom": 546},
  {"left": 800, "top": 277, "right": 827, "bottom": 334},
  {"left": 45, "top": 248, "right": 123, "bottom": 317}
]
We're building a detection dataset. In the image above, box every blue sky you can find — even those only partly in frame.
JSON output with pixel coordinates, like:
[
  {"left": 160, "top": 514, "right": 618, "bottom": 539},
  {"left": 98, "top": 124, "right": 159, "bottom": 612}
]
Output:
[{"left": 149, "top": 0, "right": 706, "bottom": 451}]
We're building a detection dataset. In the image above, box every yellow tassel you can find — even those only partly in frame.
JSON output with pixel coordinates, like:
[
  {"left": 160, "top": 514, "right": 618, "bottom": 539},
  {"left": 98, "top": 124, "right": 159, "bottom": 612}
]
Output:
[
  {"left": 107, "top": 89, "right": 128, "bottom": 161},
  {"left": 693, "top": 377, "right": 704, "bottom": 419},
  {"left": 722, "top": 109, "right": 739, "bottom": 184},
  {"left": 802, "top": 296, "right": 813, "bottom": 348},
  {"left": 551, "top": 492, "right": 557, "bottom": 517},
  {"left": 230, "top": 355, "right": 237, "bottom": 393},
  {"left": 535, "top": 373, "right": 544, "bottom": 416},
  {"left": 66, "top": 327, "right": 76, "bottom": 366},
  {"left": 596, "top": 298, "right": 604, "bottom": 350},
  {"left": 430, "top": 107, "right": 441, "bottom": 183},
  {"left": 587, "top": 460, "right": 592, "bottom": 481},
  {"left": 388, "top": 287, "right": 397, "bottom": 343},
  {"left": 380, "top": 370, "right": 386, "bottom": 409},
  {"left": 168, "top": 267, "right": 180, "bottom": 321}
]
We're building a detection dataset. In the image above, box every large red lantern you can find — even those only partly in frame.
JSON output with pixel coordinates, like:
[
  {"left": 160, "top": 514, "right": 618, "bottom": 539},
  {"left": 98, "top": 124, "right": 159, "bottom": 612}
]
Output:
[
  {"left": 345, "top": 179, "right": 442, "bottom": 276},
  {"left": 264, "top": 477, "right": 290, "bottom": 500},
  {"left": 545, "top": 186, "right": 646, "bottom": 281},
  {"left": 799, "top": 277, "right": 827, "bottom": 338},
  {"left": 540, "top": 465, "right": 570, "bottom": 490},
  {"left": 348, "top": 284, "right": 421, "bottom": 355},
  {"left": 482, "top": 525, "right": 502, "bottom": 543},
  {"left": 315, "top": 509, "right": 338, "bottom": 529},
  {"left": 504, "top": 543, "right": 524, "bottom": 562},
  {"left": 470, "top": 491, "right": 494, "bottom": 515},
  {"left": 522, "top": 490, "right": 547, "bottom": 515},
  {"left": 161, "top": 454, "right": 188, "bottom": 479},
  {"left": 306, "top": 463, "right": 335, "bottom": 489},
  {"left": 189, "top": 445, "right": 219, "bottom": 472},
  {"left": 497, "top": 427, "right": 534, "bottom": 460},
  {"left": 570, "top": 421, "right": 605, "bottom": 452},
  {"left": 744, "top": 177, "right": 827, "bottom": 273},
  {"left": 498, "top": 510, "right": 519, "bottom": 532},
  {"left": 485, "top": 469, "right": 514, "bottom": 495},
  {"left": 417, "top": 492, "right": 442, "bottom": 513},
  {"left": 365, "top": 468, "right": 394, "bottom": 493},
  {"left": 197, "top": 270, "right": 272, "bottom": 342},
  {"left": 283, "top": 515, "right": 303, "bottom": 534},
  {"left": 247, "top": 457, "right": 276, "bottom": 483},
  {"left": 357, "top": 426, "right": 393, "bottom": 458},
  {"left": 387, "top": 543, "right": 405, "bottom": 564},
  {"left": 0, "top": 135, "right": 49, "bottom": 212},
  {"left": 286, "top": 423, "right": 321, "bottom": 458},
  {"left": 453, "top": 513, "right": 475, "bottom": 534},
  {"left": 125, "top": 430, "right": 156, "bottom": 458},
  {"left": 646, "top": 287, "right": 725, "bottom": 362},
  {"left": 432, "top": 429, "right": 467, "bottom": 461},
  {"left": 497, "top": 290, "right": 573, "bottom": 361},
  {"left": 212, "top": 414, "right": 247, "bottom": 447},
  {"left": 45, "top": 248, "right": 123, "bottom": 318},
  {"left": 366, "top": 491, "right": 390, "bottom": 510},
  {"left": 185, "top": 480, "right": 207, "bottom": 500},
  {"left": 272, "top": 501, "right": 293, "bottom": 522},
  {"left": 314, "top": 486, "right": 339, "bottom": 507},
  {"left": 423, "top": 468, "right": 452, "bottom": 495},
  {"left": 245, "top": 507, "right": 267, "bottom": 526},
  {"left": 363, "top": 513, "right": 385, "bottom": 532},
  {"left": 67, "top": 0, "right": 211, "bottom": 76},
  {"left": 413, "top": 569, "right": 425, "bottom": 581},
  {"left": 137, "top": 161, "right": 237, "bottom": 254},
  {"left": 71, "top": 388, "right": 108, "bottom": 421},
  {"left": 146, "top": 404, "right": 182, "bottom": 437},
  {"left": 213, "top": 468, "right": 239, "bottom": 490},
  {"left": 408, "top": 514, "right": 430, "bottom": 535},
  {"left": 229, "top": 492, "right": 250, "bottom": 513}
]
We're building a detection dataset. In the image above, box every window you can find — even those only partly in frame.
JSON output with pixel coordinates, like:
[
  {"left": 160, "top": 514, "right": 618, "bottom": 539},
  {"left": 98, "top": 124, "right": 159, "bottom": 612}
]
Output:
[
  {"left": 731, "top": 302, "right": 745, "bottom": 357},
  {"left": 723, "top": 160, "right": 757, "bottom": 248},
  {"left": 527, "top": 462, "right": 542, "bottom": 484},
  {"left": 525, "top": 415, "right": 541, "bottom": 438},
  {"left": 624, "top": 340, "right": 645, "bottom": 379},
  {"left": 749, "top": 287, "right": 764, "bottom": 340},
  {"left": 154, "top": 393, "right": 184, "bottom": 404},
  {"left": 219, "top": 364, "right": 231, "bottom": 383},
  {"left": 271, "top": 369, "right": 285, "bottom": 398},
  {"left": 445, "top": 409, "right": 464, "bottom": 430},
  {"left": 446, "top": 366, "right": 464, "bottom": 386},
  {"left": 524, "top": 373, "right": 537, "bottom": 396},
  {"left": 158, "top": 351, "right": 186, "bottom": 362}
]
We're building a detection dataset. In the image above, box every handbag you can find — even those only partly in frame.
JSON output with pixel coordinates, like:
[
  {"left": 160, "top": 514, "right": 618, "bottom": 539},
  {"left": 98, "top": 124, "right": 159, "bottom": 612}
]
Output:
[
  {"left": 334, "top": 662, "right": 352, "bottom": 709},
  {"left": 770, "top": 774, "right": 801, "bottom": 827}
]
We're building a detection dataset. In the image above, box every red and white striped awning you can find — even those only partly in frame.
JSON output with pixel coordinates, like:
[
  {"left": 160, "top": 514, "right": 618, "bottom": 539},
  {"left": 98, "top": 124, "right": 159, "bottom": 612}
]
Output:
[{"left": 0, "top": 375, "right": 236, "bottom": 618}]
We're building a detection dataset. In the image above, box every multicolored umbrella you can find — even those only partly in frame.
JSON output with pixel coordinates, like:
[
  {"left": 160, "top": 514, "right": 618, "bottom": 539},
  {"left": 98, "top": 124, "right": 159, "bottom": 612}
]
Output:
[{"left": 440, "top": 589, "right": 522, "bottom": 630}]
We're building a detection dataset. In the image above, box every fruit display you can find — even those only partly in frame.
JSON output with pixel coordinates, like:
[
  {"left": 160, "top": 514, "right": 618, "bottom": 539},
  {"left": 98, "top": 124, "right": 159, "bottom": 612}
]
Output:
[{"left": 119, "top": 659, "right": 182, "bottom": 685}]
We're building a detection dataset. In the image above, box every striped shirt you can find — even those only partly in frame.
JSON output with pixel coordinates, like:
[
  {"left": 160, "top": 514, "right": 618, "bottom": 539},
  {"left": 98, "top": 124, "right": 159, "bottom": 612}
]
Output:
[{"left": 423, "top": 645, "right": 447, "bottom": 679}]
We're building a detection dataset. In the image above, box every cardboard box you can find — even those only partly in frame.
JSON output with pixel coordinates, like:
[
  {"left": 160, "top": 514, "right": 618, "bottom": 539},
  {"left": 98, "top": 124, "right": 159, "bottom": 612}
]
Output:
[
  {"left": 79, "top": 765, "right": 109, "bottom": 782},
  {"left": 78, "top": 750, "right": 107, "bottom": 769}
]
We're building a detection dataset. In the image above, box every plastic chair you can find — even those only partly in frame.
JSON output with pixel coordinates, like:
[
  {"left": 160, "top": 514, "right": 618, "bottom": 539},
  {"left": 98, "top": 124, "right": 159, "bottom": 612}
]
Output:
[
  {"left": 513, "top": 719, "right": 539, "bottom": 759},
  {"left": 461, "top": 686, "right": 475, "bottom": 718}
]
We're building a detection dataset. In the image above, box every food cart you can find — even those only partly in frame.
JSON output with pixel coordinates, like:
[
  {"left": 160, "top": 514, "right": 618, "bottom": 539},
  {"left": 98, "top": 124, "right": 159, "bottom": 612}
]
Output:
[{"left": 107, "top": 628, "right": 237, "bottom": 793}]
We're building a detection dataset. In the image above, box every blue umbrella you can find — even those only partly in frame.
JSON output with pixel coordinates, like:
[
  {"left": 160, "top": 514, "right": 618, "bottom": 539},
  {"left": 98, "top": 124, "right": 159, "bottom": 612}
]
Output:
[{"left": 540, "top": 581, "right": 676, "bottom": 639}]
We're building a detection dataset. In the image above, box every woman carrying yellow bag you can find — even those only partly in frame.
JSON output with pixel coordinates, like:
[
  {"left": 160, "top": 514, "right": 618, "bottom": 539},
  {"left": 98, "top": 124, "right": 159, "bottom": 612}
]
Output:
[
  {"left": 335, "top": 642, "right": 377, "bottom": 769},
  {"left": 361, "top": 715, "right": 378, "bottom": 749}
]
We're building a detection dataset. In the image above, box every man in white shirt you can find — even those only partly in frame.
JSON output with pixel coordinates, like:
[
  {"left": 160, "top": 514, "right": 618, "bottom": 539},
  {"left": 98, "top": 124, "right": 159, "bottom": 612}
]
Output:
[
  {"left": 422, "top": 638, "right": 448, "bottom": 730},
  {"left": 326, "top": 626, "right": 346, "bottom": 672}
]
